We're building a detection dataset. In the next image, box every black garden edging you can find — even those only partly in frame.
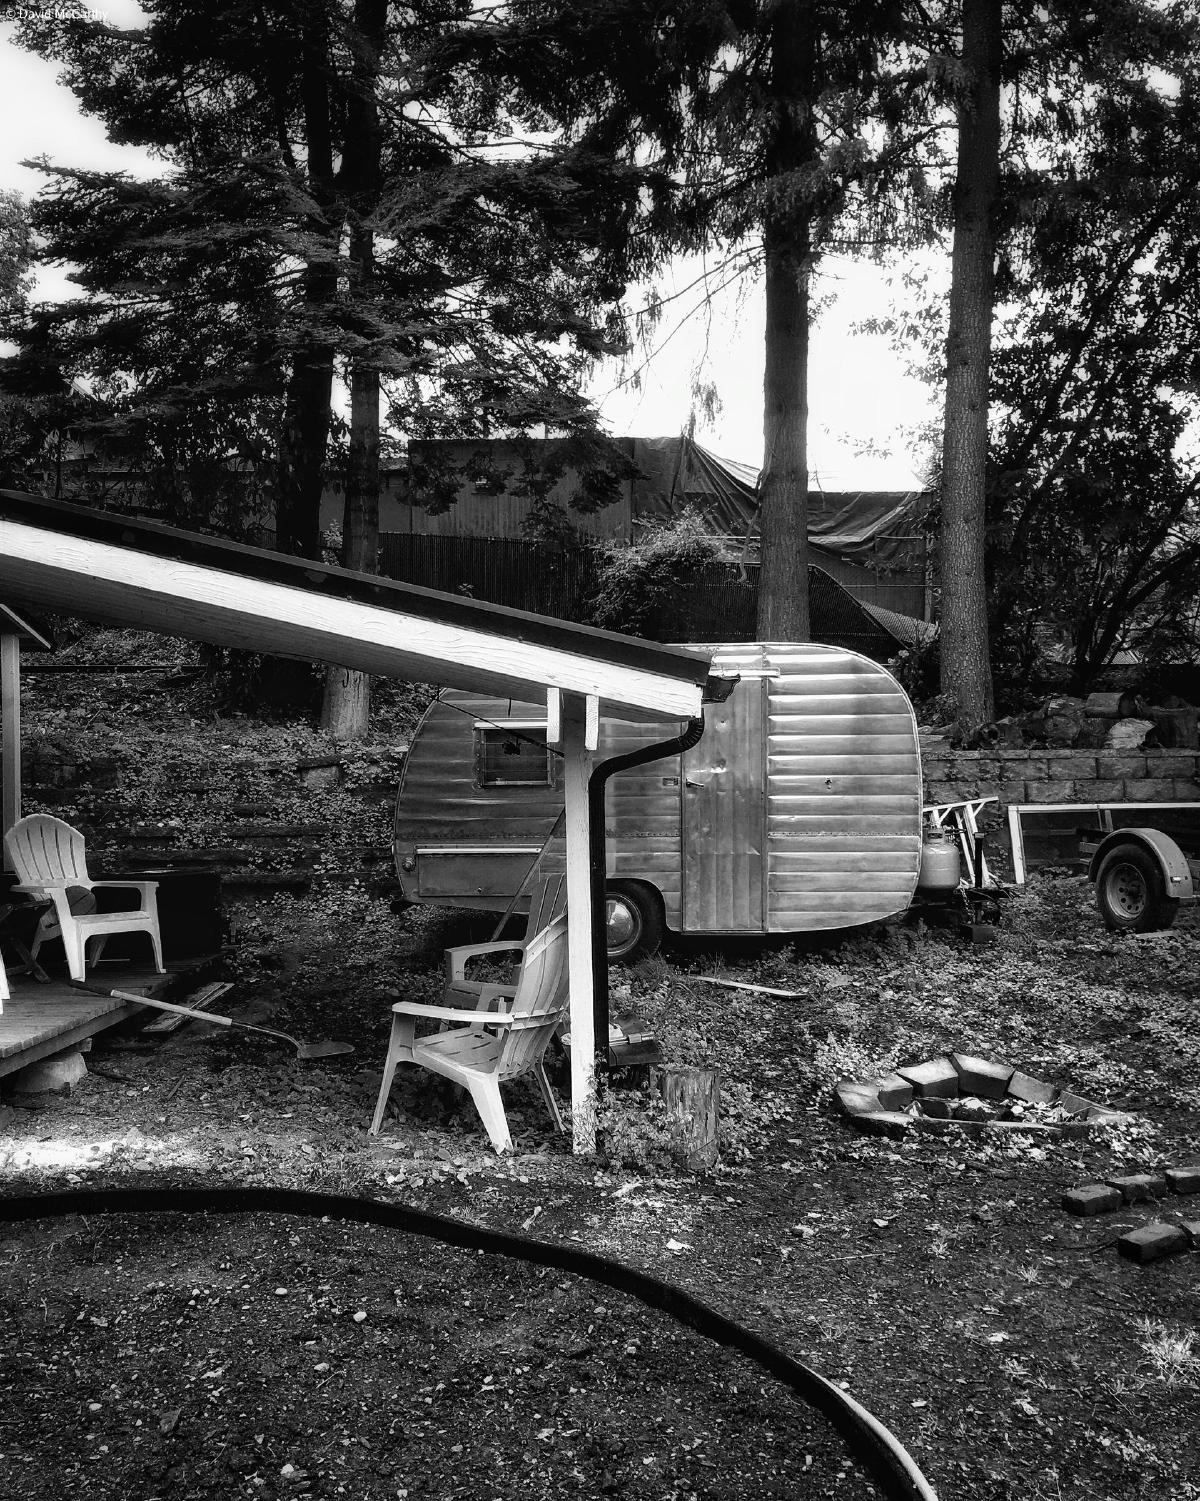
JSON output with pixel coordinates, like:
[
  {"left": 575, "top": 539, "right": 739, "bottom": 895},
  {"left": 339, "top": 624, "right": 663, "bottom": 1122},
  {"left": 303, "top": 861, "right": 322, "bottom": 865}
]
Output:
[{"left": 0, "top": 1185, "right": 938, "bottom": 1501}]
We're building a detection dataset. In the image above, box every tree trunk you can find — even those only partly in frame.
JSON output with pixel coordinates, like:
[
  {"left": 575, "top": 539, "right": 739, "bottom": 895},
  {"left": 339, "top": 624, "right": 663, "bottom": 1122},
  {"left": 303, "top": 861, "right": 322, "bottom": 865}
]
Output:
[
  {"left": 756, "top": 2, "right": 816, "bottom": 642},
  {"left": 276, "top": 344, "right": 333, "bottom": 558},
  {"left": 320, "top": 0, "right": 387, "bottom": 741},
  {"left": 758, "top": 227, "right": 812, "bottom": 641},
  {"left": 939, "top": 0, "right": 1002, "bottom": 737},
  {"left": 659, "top": 1066, "right": 720, "bottom": 1171},
  {"left": 275, "top": 3, "right": 338, "bottom": 561},
  {"left": 321, "top": 336, "right": 379, "bottom": 740}
]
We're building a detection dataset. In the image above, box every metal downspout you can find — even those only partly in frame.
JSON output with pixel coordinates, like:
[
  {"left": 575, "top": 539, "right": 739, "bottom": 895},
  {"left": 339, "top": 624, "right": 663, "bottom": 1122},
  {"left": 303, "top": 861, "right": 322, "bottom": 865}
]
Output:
[{"left": 587, "top": 716, "right": 706, "bottom": 1070}]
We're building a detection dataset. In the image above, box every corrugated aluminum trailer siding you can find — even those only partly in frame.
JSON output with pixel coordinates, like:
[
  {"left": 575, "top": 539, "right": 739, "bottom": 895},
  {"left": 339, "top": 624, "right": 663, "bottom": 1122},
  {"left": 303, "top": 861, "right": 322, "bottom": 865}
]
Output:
[
  {"left": 602, "top": 717, "right": 686, "bottom": 928},
  {"left": 395, "top": 693, "right": 687, "bottom": 915},
  {"left": 762, "top": 643, "right": 922, "bottom": 930},
  {"left": 394, "top": 696, "right": 561, "bottom": 906},
  {"left": 681, "top": 644, "right": 767, "bottom": 932}
]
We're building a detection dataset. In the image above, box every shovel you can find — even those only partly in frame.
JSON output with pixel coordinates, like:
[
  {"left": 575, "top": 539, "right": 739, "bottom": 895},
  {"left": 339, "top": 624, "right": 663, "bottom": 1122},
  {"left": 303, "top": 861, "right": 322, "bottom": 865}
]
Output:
[{"left": 69, "top": 980, "right": 355, "bottom": 1060}]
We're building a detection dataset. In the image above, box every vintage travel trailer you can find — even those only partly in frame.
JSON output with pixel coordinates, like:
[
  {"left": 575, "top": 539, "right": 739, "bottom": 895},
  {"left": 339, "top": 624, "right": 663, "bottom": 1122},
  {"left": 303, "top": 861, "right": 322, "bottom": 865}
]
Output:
[{"left": 393, "top": 642, "right": 925, "bottom": 958}]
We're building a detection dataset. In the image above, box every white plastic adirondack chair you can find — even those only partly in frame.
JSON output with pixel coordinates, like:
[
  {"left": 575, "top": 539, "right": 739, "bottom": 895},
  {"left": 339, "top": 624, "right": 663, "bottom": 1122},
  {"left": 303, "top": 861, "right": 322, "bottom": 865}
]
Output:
[
  {"left": 442, "top": 870, "right": 567, "bottom": 1007},
  {"left": 370, "top": 912, "right": 569, "bottom": 1153},
  {"left": 4, "top": 814, "right": 165, "bottom": 981},
  {"left": 0, "top": 951, "right": 7, "bottom": 1014}
]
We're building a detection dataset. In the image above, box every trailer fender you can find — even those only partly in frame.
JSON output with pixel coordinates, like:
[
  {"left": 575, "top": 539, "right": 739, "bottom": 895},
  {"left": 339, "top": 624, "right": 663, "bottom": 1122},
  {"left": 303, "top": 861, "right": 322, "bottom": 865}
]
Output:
[{"left": 1088, "top": 828, "right": 1194, "bottom": 899}]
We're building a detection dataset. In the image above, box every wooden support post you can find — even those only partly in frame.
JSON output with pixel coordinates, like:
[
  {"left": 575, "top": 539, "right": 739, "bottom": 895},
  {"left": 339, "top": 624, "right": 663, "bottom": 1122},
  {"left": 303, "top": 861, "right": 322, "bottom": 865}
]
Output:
[
  {"left": 562, "top": 691, "right": 597, "bottom": 1153},
  {"left": 1, "top": 634, "right": 19, "bottom": 871}
]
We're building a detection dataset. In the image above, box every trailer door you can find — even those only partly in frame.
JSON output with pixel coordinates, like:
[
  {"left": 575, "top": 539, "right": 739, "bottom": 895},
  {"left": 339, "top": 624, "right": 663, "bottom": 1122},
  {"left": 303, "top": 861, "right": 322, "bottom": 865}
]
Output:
[{"left": 681, "top": 675, "right": 766, "bottom": 932}]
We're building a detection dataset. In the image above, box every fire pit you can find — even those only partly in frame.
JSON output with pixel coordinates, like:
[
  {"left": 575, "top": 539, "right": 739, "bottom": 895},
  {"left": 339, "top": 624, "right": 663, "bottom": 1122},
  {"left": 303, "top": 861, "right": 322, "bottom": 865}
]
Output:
[{"left": 835, "top": 1051, "right": 1130, "bottom": 1139}]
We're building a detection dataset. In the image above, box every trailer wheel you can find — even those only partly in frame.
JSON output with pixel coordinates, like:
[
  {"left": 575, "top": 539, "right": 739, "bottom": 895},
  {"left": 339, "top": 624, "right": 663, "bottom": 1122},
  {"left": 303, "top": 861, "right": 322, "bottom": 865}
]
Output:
[
  {"left": 605, "top": 881, "right": 664, "bottom": 963},
  {"left": 1095, "top": 843, "right": 1180, "bottom": 933}
]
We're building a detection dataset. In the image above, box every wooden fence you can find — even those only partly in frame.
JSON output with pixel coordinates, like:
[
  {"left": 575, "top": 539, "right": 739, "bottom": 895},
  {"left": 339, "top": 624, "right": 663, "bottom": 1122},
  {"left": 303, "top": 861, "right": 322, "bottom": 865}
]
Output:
[{"left": 376, "top": 535, "right": 911, "bottom": 656}]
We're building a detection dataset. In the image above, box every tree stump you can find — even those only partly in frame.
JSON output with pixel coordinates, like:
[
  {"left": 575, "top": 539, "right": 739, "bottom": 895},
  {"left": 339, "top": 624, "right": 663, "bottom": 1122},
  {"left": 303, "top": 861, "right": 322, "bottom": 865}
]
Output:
[{"left": 659, "top": 1066, "right": 720, "bottom": 1171}]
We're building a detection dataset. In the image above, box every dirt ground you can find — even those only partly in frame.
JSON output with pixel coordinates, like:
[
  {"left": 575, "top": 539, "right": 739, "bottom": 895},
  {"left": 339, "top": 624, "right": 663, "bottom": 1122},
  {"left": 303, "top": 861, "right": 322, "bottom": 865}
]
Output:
[{"left": 2, "top": 875, "right": 1200, "bottom": 1501}]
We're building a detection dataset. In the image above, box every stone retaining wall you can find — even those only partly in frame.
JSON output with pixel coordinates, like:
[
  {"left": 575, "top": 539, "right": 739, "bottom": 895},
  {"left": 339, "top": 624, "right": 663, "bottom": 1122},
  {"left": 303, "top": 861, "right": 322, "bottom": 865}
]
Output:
[{"left": 922, "top": 744, "right": 1200, "bottom": 812}]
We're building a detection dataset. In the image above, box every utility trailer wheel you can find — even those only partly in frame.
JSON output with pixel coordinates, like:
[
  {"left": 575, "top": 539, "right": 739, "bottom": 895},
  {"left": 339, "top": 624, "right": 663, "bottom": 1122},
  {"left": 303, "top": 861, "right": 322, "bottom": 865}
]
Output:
[
  {"left": 605, "top": 881, "right": 664, "bottom": 963},
  {"left": 1095, "top": 843, "right": 1180, "bottom": 933}
]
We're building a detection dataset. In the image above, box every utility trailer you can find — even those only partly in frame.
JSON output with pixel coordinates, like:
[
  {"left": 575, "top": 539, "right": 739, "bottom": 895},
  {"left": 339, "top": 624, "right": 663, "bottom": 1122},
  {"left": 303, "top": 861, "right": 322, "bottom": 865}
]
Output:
[
  {"left": 1078, "top": 809, "right": 1200, "bottom": 932},
  {"left": 394, "top": 641, "right": 978, "bottom": 959}
]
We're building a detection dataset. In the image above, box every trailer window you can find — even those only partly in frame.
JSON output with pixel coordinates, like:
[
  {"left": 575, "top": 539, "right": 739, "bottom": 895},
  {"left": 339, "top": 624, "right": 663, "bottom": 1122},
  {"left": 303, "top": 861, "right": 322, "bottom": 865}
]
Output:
[{"left": 475, "top": 725, "right": 554, "bottom": 787}]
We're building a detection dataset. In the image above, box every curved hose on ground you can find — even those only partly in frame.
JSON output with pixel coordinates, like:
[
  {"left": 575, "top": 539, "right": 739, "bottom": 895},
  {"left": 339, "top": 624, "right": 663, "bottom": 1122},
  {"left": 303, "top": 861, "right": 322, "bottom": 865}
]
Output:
[{"left": 0, "top": 1185, "right": 938, "bottom": 1501}]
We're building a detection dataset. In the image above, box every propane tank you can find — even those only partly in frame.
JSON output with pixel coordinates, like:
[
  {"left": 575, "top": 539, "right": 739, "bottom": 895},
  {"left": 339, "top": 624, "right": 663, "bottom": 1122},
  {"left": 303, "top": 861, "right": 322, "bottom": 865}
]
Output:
[{"left": 918, "top": 829, "right": 961, "bottom": 892}]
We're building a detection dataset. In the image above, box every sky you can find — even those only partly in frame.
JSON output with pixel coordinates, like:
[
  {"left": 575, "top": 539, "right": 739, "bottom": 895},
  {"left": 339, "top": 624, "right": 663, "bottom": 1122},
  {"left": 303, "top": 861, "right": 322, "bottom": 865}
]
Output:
[{"left": 0, "top": 2, "right": 941, "bottom": 490}]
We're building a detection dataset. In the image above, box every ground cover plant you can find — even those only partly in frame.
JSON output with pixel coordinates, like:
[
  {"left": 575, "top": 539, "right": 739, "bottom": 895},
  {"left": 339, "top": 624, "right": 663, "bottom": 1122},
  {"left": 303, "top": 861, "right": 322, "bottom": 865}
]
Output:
[{"left": 3, "top": 640, "right": 1200, "bottom": 1499}]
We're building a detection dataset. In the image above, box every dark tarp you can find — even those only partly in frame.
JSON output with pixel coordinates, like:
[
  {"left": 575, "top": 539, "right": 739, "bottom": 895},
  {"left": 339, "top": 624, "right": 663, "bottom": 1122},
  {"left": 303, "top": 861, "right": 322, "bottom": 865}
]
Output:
[{"left": 629, "top": 435, "right": 928, "bottom": 569}]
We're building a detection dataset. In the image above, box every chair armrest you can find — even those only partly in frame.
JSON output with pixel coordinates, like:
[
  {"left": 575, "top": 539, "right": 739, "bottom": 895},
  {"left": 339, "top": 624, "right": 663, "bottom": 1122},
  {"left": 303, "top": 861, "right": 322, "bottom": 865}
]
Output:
[
  {"left": 471, "top": 984, "right": 517, "bottom": 1010},
  {"left": 92, "top": 880, "right": 159, "bottom": 895},
  {"left": 390, "top": 1000, "right": 514, "bottom": 1026},
  {"left": 444, "top": 940, "right": 524, "bottom": 986}
]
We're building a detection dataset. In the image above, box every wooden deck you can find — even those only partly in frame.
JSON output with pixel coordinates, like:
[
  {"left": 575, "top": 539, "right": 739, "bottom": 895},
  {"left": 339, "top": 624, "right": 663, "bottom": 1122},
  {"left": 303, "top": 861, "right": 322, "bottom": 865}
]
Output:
[{"left": 0, "top": 960, "right": 219, "bottom": 1080}]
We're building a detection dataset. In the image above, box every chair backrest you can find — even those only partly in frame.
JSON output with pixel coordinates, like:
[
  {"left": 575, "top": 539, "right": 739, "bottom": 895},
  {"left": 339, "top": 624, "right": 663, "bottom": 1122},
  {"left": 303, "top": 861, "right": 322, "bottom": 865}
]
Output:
[
  {"left": 4, "top": 814, "right": 91, "bottom": 888},
  {"left": 526, "top": 871, "right": 567, "bottom": 934},
  {"left": 499, "top": 912, "right": 570, "bottom": 1079}
]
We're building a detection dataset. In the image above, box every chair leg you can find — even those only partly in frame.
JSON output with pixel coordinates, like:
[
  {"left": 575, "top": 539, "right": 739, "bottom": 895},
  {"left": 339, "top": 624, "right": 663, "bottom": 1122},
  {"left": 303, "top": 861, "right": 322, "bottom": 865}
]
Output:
[
  {"left": 369, "top": 1013, "right": 419, "bottom": 1136},
  {"left": 535, "top": 1061, "right": 565, "bottom": 1134},
  {"left": 463, "top": 1074, "right": 512, "bottom": 1154},
  {"left": 63, "top": 925, "right": 88, "bottom": 982},
  {"left": 370, "top": 1053, "right": 404, "bottom": 1136},
  {"left": 147, "top": 926, "right": 165, "bottom": 974}
]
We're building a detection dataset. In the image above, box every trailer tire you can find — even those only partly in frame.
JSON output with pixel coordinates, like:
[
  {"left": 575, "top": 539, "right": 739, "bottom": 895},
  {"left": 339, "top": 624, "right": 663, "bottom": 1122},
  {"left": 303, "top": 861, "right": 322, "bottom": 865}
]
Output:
[
  {"left": 605, "top": 881, "right": 664, "bottom": 963},
  {"left": 1095, "top": 843, "right": 1180, "bottom": 933}
]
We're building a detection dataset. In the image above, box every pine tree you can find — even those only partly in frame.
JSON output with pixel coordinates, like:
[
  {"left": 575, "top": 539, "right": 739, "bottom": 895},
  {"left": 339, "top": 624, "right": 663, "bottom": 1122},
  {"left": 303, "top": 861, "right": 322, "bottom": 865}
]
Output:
[
  {"left": 6, "top": 1, "right": 634, "bottom": 734},
  {"left": 499, "top": 0, "right": 918, "bottom": 642}
]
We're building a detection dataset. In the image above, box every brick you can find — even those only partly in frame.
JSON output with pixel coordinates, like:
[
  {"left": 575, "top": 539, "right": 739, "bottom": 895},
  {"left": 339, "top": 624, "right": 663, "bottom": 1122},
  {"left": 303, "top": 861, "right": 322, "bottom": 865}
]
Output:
[
  {"left": 1123, "top": 779, "right": 1175, "bottom": 802},
  {"left": 1025, "top": 781, "right": 1077, "bottom": 803},
  {"left": 1104, "top": 1172, "right": 1168, "bottom": 1203},
  {"left": 875, "top": 1073, "right": 914, "bottom": 1110},
  {"left": 1166, "top": 1166, "right": 1200, "bottom": 1195},
  {"left": 1062, "top": 1184, "right": 1123, "bottom": 1216},
  {"left": 896, "top": 1057, "right": 960, "bottom": 1099},
  {"left": 1089, "top": 781, "right": 1125, "bottom": 803},
  {"left": 950, "top": 1052, "right": 1013, "bottom": 1100},
  {"left": 1056, "top": 1090, "right": 1102, "bottom": 1117},
  {"left": 998, "top": 782, "right": 1027, "bottom": 808},
  {"left": 1117, "top": 1223, "right": 1189, "bottom": 1263},
  {"left": 999, "top": 747, "right": 1036, "bottom": 762},
  {"left": 1020, "top": 760, "right": 1051, "bottom": 781},
  {"left": 1086, "top": 1107, "right": 1133, "bottom": 1126},
  {"left": 835, "top": 1082, "right": 882, "bottom": 1118},
  {"left": 1171, "top": 780, "right": 1200, "bottom": 800},
  {"left": 1052, "top": 755, "right": 1100, "bottom": 777},
  {"left": 1096, "top": 754, "right": 1147, "bottom": 779},
  {"left": 1146, "top": 749, "right": 1198, "bottom": 768},
  {"left": 854, "top": 1110, "right": 912, "bottom": 1139},
  {"left": 1006, "top": 1070, "right": 1058, "bottom": 1105},
  {"left": 1178, "top": 1221, "right": 1200, "bottom": 1249},
  {"left": 927, "top": 781, "right": 973, "bottom": 805}
]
